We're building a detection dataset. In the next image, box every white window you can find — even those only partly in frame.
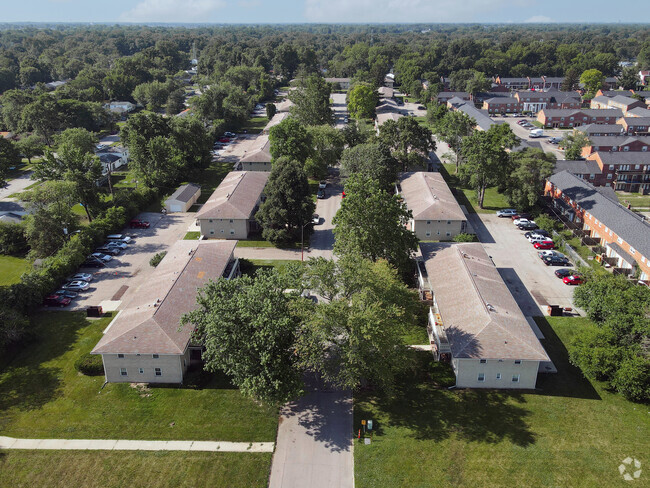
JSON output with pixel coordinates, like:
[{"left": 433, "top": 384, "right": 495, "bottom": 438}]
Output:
[
  {"left": 642, "top": 146, "right": 648, "bottom": 152},
  {"left": 480, "top": 359, "right": 487, "bottom": 364},
  {"left": 617, "top": 237, "right": 623, "bottom": 244},
  {"left": 117, "top": 354, "right": 124, "bottom": 358},
  {"left": 139, "top": 368, "right": 144, "bottom": 374},
  {"left": 152, "top": 354, "right": 159, "bottom": 359},
  {"left": 155, "top": 368, "right": 162, "bottom": 376},
  {"left": 608, "top": 164, "right": 614, "bottom": 170},
  {"left": 642, "top": 256, "right": 646, "bottom": 263},
  {"left": 514, "top": 360, "right": 521, "bottom": 365},
  {"left": 120, "top": 368, "right": 127, "bottom": 376},
  {"left": 630, "top": 247, "right": 636, "bottom": 255},
  {"left": 478, "top": 373, "right": 485, "bottom": 382},
  {"left": 512, "top": 374, "right": 520, "bottom": 382},
  {"left": 607, "top": 174, "right": 613, "bottom": 180},
  {"left": 589, "top": 174, "right": 595, "bottom": 179},
  {"left": 624, "top": 146, "right": 630, "bottom": 151},
  {"left": 496, "top": 373, "right": 502, "bottom": 380}
]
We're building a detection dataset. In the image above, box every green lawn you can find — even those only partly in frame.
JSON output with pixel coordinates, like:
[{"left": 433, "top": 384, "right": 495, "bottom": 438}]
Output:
[
  {"left": 4, "top": 159, "right": 33, "bottom": 181},
  {"left": 183, "top": 231, "right": 201, "bottom": 240},
  {"left": 196, "top": 161, "right": 232, "bottom": 204},
  {"left": 241, "top": 259, "right": 303, "bottom": 276},
  {"left": 440, "top": 163, "right": 510, "bottom": 213},
  {"left": 0, "top": 311, "right": 278, "bottom": 442},
  {"left": 241, "top": 116, "right": 268, "bottom": 135},
  {"left": 401, "top": 323, "right": 429, "bottom": 345},
  {"left": 354, "top": 316, "right": 650, "bottom": 488},
  {"left": 0, "top": 451, "right": 272, "bottom": 488},
  {"left": 236, "top": 240, "right": 275, "bottom": 248},
  {"left": 616, "top": 192, "right": 650, "bottom": 209},
  {"left": 0, "top": 255, "right": 31, "bottom": 286}
]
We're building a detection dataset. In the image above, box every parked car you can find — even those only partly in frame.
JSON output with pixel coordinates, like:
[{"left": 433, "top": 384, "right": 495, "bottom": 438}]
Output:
[
  {"left": 563, "top": 274, "right": 585, "bottom": 285},
  {"left": 43, "top": 295, "right": 72, "bottom": 307},
  {"left": 496, "top": 208, "right": 518, "bottom": 217},
  {"left": 533, "top": 240, "right": 555, "bottom": 250},
  {"left": 80, "top": 258, "right": 105, "bottom": 268},
  {"left": 518, "top": 221, "right": 538, "bottom": 230},
  {"left": 316, "top": 189, "right": 325, "bottom": 199},
  {"left": 341, "top": 191, "right": 346, "bottom": 198},
  {"left": 318, "top": 180, "right": 327, "bottom": 189},
  {"left": 511, "top": 213, "right": 531, "bottom": 221},
  {"left": 554, "top": 268, "right": 573, "bottom": 279},
  {"left": 105, "top": 241, "right": 128, "bottom": 250},
  {"left": 224, "top": 131, "right": 236, "bottom": 137},
  {"left": 130, "top": 219, "right": 150, "bottom": 229},
  {"left": 312, "top": 214, "right": 320, "bottom": 225},
  {"left": 91, "top": 252, "right": 113, "bottom": 262},
  {"left": 53, "top": 289, "right": 78, "bottom": 299},
  {"left": 513, "top": 217, "right": 534, "bottom": 226},
  {"left": 525, "top": 230, "right": 550, "bottom": 239},
  {"left": 538, "top": 250, "right": 566, "bottom": 259},
  {"left": 96, "top": 246, "right": 122, "bottom": 256},
  {"left": 106, "top": 234, "right": 132, "bottom": 244},
  {"left": 517, "top": 120, "right": 527, "bottom": 125},
  {"left": 68, "top": 273, "right": 93, "bottom": 282},
  {"left": 543, "top": 255, "right": 571, "bottom": 266},
  {"left": 62, "top": 280, "right": 90, "bottom": 291}
]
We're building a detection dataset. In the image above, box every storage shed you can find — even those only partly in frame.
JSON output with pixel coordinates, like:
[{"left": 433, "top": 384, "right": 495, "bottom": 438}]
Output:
[{"left": 165, "top": 183, "right": 201, "bottom": 213}]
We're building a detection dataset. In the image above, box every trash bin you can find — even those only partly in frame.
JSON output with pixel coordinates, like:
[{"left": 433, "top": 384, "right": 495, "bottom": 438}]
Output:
[
  {"left": 87, "top": 306, "right": 103, "bottom": 317},
  {"left": 547, "top": 305, "right": 563, "bottom": 317}
]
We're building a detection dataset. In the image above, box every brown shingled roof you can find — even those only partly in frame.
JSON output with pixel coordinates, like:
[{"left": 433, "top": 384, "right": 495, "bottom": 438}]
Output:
[
  {"left": 195, "top": 171, "right": 269, "bottom": 220},
  {"left": 421, "top": 242, "right": 549, "bottom": 361},
  {"left": 92, "top": 240, "right": 237, "bottom": 355},
  {"left": 399, "top": 172, "right": 466, "bottom": 222}
]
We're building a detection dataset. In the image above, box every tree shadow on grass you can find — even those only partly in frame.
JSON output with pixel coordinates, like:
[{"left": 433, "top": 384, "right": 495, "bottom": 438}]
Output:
[
  {"left": 355, "top": 351, "right": 536, "bottom": 448},
  {"left": 0, "top": 365, "right": 62, "bottom": 413}
]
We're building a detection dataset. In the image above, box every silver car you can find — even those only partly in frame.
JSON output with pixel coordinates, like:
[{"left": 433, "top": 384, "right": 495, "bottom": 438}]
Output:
[{"left": 62, "top": 280, "right": 90, "bottom": 292}]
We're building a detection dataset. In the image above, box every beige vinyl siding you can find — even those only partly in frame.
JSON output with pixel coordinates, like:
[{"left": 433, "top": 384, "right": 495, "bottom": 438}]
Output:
[
  {"left": 102, "top": 353, "right": 186, "bottom": 384},
  {"left": 199, "top": 218, "right": 249, "bottom": 240},
  {"left": 414, "top": 219, "right": 465, "bottom": 240},
  {"left": 240, "top": 161, "right": 272, "bottom": 172},
  {"left": 452, "top": 358, "right": 540, "bottom": 389}
]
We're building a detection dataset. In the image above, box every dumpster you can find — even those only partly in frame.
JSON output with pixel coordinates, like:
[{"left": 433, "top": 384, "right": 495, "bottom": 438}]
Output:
[{"left": 87, "top": 305, "right": 103, "bottom": 317}]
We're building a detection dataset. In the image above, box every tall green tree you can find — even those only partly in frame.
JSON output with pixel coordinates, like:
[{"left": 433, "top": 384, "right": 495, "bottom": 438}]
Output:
[
  {"left": 333, "top": 174, "right": 418, "bottom": 276},
  {"left": 268, "top": 117, "right": 312, "bottom": 164},
  {"left": 347, "top": 82, "right": 378, "bottom": 119},
  {"left": 340, "top": 143, "right": 400, "bottom": 191},
  {"left": 434, "top": 110, "right": 475, "bottom": 173},
  {"left": 505, "top": 149, "right": 556, "bottom": 210},
  {"left": 289, "top": 74, "right": 333, "bottom": 126},
  {"left": 304, "top": 125, "right": 344, "bottom": 179},
  {"left": 183, "top": 270, "right": 304, "bottom": 405},
  {"left": 378, "top": 116, "right": 435, "bottom": 171},
  {"left": 256, "top": 157, "right": 315, "bottom": 246},
  {"left": 580, "top": 69, "right": 605, "bottom": 98},
  {"left": 465, "top": 70, "right": 491, "bottom": 97},
  {"left": 561, "top": 67, "right": 580, "bottom": 92},
  {"left": 0, "top": 138, "right": 20, "bottom": 187},
  {"left": 296, "top": 256, "right": 421, "bottom": 391},
  {"left": 14, "top": 134, "right": 44, "bottom": 165},
  {"left": 561, "top": 131, "right": 591, "bottom": 160},
  {"left": 33, "top": 128, "right": 102, "bottom": 221},
  {"left": 618, "top": 67, "right": 639, "bottom": 91},
  {"left": 20, "top": 94, "right": 60, "bottom": 146},
  {"left": 461, "top": 124, "right": 516, "bottom": 209}
]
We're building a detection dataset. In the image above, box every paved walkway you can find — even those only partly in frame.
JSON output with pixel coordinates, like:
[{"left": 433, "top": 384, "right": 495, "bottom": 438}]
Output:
[
  {"left": 269, "top": 379, "right": 354, "bottom": 488},
  {"left": 0, "top": 436, "right": 273, "bottom": 452}
]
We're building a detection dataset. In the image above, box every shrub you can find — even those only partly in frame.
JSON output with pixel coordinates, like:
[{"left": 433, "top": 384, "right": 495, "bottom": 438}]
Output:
[
  {"left": 74, "top": 352, "right": 105, "bottom": 376},
  {"left": 0, "top": 222, "right": 28, "bottom": 255},
  {"left": 150, "top": 251, "right": 167, "bottom": 267},
  {"left": 452, "top": 233, "right": 477, "bottom": 243},
  {"left": 535, "top": 214, "right": 561, "bottom": 234},
  {"left": 610, "top": 356, "right": 650, "bottom": 402}
]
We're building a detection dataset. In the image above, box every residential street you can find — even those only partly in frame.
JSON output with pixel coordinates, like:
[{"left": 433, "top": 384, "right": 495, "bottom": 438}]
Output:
[{"left": 0, "top": 170, "right": 34, "bottom": 200}]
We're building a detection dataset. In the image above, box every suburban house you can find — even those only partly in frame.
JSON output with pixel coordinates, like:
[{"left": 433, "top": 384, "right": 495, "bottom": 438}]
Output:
[
  {"left": 325, "top": 77, "right": 351, "bottom": 90},
  {"left": 590, "top": 95, "right": 645, "bottom": 113},
  {"left": 575, "top": 124, "right": 623, "bottom": 137},
  {"left": 103, "top": 101, "right": 136, "bottom": 114},
  {"left": 639, "top": 70, "right": 650, "bottom": 86},
  {"left": 447, "top": 98, "right": 495, "bottom": 131},
  {"left": 165, "top": 183, "right": 201, "bottom": 213},
  {"left": 397, "top": 172, "right": 468, "bottom": 240},
  {"left": 195, "top": 171, "right": 269, "bottom": 239},
  {"left": 417, "top": 242, "right": 551, "bottom": 389},
  {"left": 383, "top": 74, "right": 395, "bottom": 89},
  {"left": 375, "top": 112, "right": 403, "bottom": 130},
  {"left": 91, "top": 240, "right": 240, "bottom": 384},
  {"left": 580, "top": 135, "right": 650, "bottom": 157},
  {"left": 263, "top": 112, "right": 289, "bottom": 134},
  {"left": 537, "top": 108, "right": 623, "bottom": 128},
  {"left": 482, "top": 96, "right": 518, "bottom": 114},
  {"left": 545, "top": 171, "right": 650, "bottom": 280},
  {"left": 604, "top": 77, "right": 619, "bottom": 90},
  {"left": 617, "top": 117, "right": 650, "bottom": 135},
  {"left": 378, "top": 86, "right": 394, "bottom": 98},
  {"left": 238, "top": 134, "right": 272, "bottom": 171},
  {"left": 493, "top": 76, "right": 531, "bottom": 90}
]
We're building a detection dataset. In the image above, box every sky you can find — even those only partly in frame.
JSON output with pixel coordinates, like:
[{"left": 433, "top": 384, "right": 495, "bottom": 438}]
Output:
[{"left": 0, "top": 0, "right": 647, "bottom": 24}]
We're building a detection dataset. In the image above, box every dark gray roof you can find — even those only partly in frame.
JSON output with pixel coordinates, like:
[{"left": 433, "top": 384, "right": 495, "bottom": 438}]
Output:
[
  {"left": 548, "top": 171, "right": 650, "bottom": 258},
  {"left": 599, "top": 90, "right": 633, "bottom": 98},
  {"left": 169, "top": 183, "right": 201, "bottom": 203},
  {"left": 554, "top": 159, "right": 602, "bottom": 175},
  {"left": 485, "top": 97, "right": 517, "bottom": 104},
  {"left": 541, "top": 108, "right": 623, "bottom": 118},
  {"left": 607, "top": 242, "right": 636, "bottom": 266},
  {"left": 587, "top": 135, "right": 650, "bottom": 147},
  {"left": 576, "top": 124, "right": 624, "bottom": 135},
  {"left": 452, "top": 101, "right": 495, "bottom": 131},
  {"left": 98, "top": 153, "right": 121, "bottom": 163},
  {"left": 437, "top": 91, "right": 470, "bottom": 100},
  {"left": 620, "top": 117, "right": 650, "bottom": 127},
  {"left": 592, "top": 151, "right": 650, "bottom": 165},
  {"left": 627, "top": 107, "right": 650, "bottom": 117}
]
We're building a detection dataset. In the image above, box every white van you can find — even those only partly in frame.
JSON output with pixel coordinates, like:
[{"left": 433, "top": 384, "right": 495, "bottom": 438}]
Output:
[
  {"left": 106, "top": 234, "right": 132, "bottom": 244},
  {"left": 530, "top": 128, "right": 543, "bottom": 138}
]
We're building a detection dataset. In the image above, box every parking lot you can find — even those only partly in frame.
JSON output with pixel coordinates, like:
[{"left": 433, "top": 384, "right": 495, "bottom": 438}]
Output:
[
  {"left": 497, "top": 116, "right": 566, "bottom": 159},
  {"left": 55, "top": 211, "right": 197, "bottom": 312},
  {"left": 468, "top": 213, "right": 578, "bottom": 316}
]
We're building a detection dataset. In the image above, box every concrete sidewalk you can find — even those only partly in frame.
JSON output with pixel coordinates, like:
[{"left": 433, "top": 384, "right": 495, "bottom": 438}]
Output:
[{"left": 0, "top": 436, "right": 274, "bottom": 452}]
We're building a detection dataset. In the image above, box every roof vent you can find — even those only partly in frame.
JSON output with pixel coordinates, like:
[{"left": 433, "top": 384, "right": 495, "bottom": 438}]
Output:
[
  {"left": 462, "top": 253, "right": 469, "bottom": 259},
  {"left": 486, "top": 303, "right": 496, "bottom": 312}
]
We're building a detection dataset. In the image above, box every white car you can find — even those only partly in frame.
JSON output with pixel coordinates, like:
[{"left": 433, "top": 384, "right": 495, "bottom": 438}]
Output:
[
  {"left": 513, "top": 218, "right": 533, "bottom": 226},
  {"left": 105, "top": 241, "right": 128, "bottom": 250},
  {"left": 496, "top": 208, "right": 518, "bottom": 218},
  {"left": 68, "top": 273, "right": 93, "bottom": 282},
  {"left": 529, "top": 235, "right": 550, "bottom": 243},
  {"left": 318, "top": 181, "right": 327, "bottom": 189}
]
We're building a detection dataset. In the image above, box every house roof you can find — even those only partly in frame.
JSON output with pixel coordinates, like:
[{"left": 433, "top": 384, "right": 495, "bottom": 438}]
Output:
[
  {"left": 437, "top": 91, "right": 470, "bottom": 100},
  {"left": 619, "top": 116, "right": 650, "bottom": 127},
  {"left": 576, "top": 124, "right": 623, "bottom": 135},
  {"left": 240, "top": 134, "right": 271, "bottom": 163},
  {"left": 420, "top": 243, "right": 549, "bottom": 361},
  {"left": 264, "top": 112, "right": 289, "bottom": 132},
  {"left": 608, "top": 95, "right": 641, "bottom": 106},
  {"left": 548, "top": 171, "right": 650, "bottom": 259},
  {"left": 92, "top": 240, "right": 237, "bottom": 355},
  {"left": 452, "top": 101, "right": 495, "bottom": 131},
  {"left": 167, "top": 183, "right": 201, "bottom": 204},
  {"left": 599, "top": 90, "right": 635, "bottom": 98},
  {"left": 376, "top": 112, "right": 403, "bottom": 125},
  {"left": 626, "top": 107, "right": 650, "bottom": 117},
  {"left": 540, "top": 108, "right": 623, "bottom": 118},
  {"left": 324, "top": 78, "right": 350, "bottom": 84},
  {"left": 589, "top": 151, "right": 650, "bottom": 165},
  {"left": 554, "top": 159, "right": 602, "bottom": 175},
  {"left": 378, "top": 86, "right": 393, "bottom": 98},
  {"left": 399, "top": 172, "right": 466, "bottom": 222},
  {"left": 376, "top": 98, "right": 400, "bottom": 112},
  {"left": 586, "top": 135, "right": 650, "bottom": 147},
  {"left": 275, "top": 99, "right": 294, "bottom": 112},
  {"left": 607, "top": 242, "right": 636, "bottom": 266},
  {"left": 485, "top": 97, "right": 517, "bottom": 104},
  {"left": 196, "top": 171, "right": 269, "bottom": 220}
]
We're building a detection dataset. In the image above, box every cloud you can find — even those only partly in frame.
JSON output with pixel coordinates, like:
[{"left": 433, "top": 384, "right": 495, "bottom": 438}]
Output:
[
  {"left": 120, "top": 0, "right": 226, "bottom": 23},
  {"left": 524, "top": 15, "right": 553, "bottom": 23},
  {"left": 303, "top": 0, "right": 516, "bottom": 23}
]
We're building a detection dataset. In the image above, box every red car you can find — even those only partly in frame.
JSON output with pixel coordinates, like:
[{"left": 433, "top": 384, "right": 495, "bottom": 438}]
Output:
[
  {"left": 130, "top": 219, "right": 150, "bottom": 229},
  {"left": 43, "top": 295, "right": 72, "bottom": 307},
  {"left": 563, "top": 275, "right": 585, "bottom": 285},
  {"left": 533, "top": 240, "right": 555, "bottom": 250},
  {"left": 341, "top": 191, "right": 346, "bottom": 198}
]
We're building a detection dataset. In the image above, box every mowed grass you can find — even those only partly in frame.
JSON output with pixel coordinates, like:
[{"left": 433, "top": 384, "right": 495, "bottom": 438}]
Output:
[
  {"left": 0, "top": 311, "right": 278, "bottom": 441},
  {"left": 354, "top": 316, "right": 650, "bottom": 488},
  {"left": 617, "top": 192, "right": 650, "bottom": 209},
  {"left": 440, "top": 163, "right": 510, "bottom": 213},
  {"left": 0, "top": 451, "right": 272, "bottom": 488},
  {"left": 196, "top": 161, "right": 232, "bottom": 204},
  {"left": 183, "top": 231, "right": 201, "bottom": 240},
  {"left": 0, "top": 255, "right": 31, "bottom": 286},
  {"left": 241, "top": 116, "right": 268, "bottom": 135}
]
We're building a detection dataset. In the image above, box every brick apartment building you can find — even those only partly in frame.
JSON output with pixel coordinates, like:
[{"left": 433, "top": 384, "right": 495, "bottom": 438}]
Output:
[
  {"left": 537, "top": 108, "right": 623, "bottom": 128},
  {"left": 483, "top": 90, "right": 580, "bottom": 114}
]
